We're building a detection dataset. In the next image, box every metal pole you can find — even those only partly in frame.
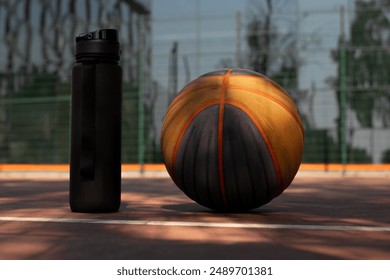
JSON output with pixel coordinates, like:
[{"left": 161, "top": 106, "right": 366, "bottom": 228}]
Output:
[
  {"left": 236, "top": 11, "right": 242, "bottom": 68},
  {"left": 168, "top": 41, "right": 178, "bottom": 106},
  {"left": 339, "top": 5, "right": 347, "bottom": 174},
  {"left": 137, "top": 19, "right": 145, "bottom": 174},
  {"left": 137, "top": 51, "right": 145, "bottom": 174},
  {"left": 195, "top": 0, "right": 201, "bottom": 76}
]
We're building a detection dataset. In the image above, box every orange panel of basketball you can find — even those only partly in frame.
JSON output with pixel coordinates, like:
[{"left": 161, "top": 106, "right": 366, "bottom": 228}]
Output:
[{"left": 161, "top": 68, "right": 304, "bottom": 211}]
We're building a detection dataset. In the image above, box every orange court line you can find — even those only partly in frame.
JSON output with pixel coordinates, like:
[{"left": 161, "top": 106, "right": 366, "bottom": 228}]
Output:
[
  {"left": 299, "top": 163, "right": 390, "bottom": 171},
  {"left": 0, "top": 163, "right": 389, "bottom": 172},
  {"left": 122, "top": 164, "right": 166, "bottom": 171},
  {"left": 0, "top": 163, "right": 166, "bottom": 172},
  {"left": 0, "top": 164, "right": 70, "bottom": 171}
]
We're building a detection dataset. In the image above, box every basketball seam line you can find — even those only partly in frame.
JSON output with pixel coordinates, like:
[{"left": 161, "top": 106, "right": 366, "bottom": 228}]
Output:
[
  {"left": 217, "top": 69, "right": 232, "bottom": 207},
  {"left": 225, "top": 99, "right": 283, "bottom": 194},
  {"left": 170, "top": 100, "right": 220, "bottom": 181},
  {"left": 165, "top": 83, "right": 222, "bottom": 115},
  {"left": 227, "top": 84, "right": 304, "bottom": 136}
]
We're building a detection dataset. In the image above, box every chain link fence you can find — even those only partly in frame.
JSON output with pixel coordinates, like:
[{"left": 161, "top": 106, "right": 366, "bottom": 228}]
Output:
[{"left": 0, "top": 0, "right": 389, "bottom": 164}]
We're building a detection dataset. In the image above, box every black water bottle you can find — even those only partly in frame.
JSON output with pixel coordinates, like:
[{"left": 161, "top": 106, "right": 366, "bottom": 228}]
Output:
[{"left": 70, "top": 29, "right": 122, "bottom": 212}]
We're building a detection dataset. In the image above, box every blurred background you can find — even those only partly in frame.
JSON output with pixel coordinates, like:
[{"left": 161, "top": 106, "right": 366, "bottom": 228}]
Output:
[{"left": 0, "top": 0, "right": 389, "bottom": 167}]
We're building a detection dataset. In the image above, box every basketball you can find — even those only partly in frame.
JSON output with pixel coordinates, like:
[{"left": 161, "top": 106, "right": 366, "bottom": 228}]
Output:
[{"left": 161, "top": 68, "right": 304, "bottom": 211}]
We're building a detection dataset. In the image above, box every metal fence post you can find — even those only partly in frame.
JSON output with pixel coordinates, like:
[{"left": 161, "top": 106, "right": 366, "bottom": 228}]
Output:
[
  {"left": 137, "top": 51, "right": 145, "bottom": 174},
  {"left": 339, "top": 5, "right": 348, "bottom": 173}
]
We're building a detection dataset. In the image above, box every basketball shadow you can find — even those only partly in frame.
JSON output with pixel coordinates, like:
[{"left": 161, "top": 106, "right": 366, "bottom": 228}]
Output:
[
  {"left": 162, "top": 203, "right": 212, "bottom": 213},
  {"left": 161, "top": 203, "right": 284, "bottom": 215}
]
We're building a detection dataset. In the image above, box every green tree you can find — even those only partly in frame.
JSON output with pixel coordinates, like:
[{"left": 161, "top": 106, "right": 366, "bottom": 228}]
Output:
[
  {"left": 342, "top": 0, "right": 390, "bottom": 127},
  {"left": 246, "top": 0, "right": 299, "bottom": 90},
  {"left": 382, "top": 149, "right": 390, "bottom": 163}
]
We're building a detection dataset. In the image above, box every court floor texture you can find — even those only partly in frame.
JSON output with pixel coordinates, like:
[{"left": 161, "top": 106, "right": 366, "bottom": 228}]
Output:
[{"left": 0, "top": 174, "right": 389, "bottom": 259}]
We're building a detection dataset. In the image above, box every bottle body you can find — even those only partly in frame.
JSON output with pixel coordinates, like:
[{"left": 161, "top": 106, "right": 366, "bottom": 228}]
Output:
[{"left": 69, "top": 29, "right": 122, "bottom": 213}]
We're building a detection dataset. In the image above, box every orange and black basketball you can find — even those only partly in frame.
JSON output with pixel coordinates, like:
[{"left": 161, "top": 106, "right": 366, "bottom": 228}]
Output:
[{"left": 161, "top": 68, "right": 304, "bottom": 211}]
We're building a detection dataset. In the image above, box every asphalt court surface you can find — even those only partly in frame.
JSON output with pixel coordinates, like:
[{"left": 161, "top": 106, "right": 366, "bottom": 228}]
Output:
[{"left": 0, "top": 175, "right": 389, "bottom": 259}]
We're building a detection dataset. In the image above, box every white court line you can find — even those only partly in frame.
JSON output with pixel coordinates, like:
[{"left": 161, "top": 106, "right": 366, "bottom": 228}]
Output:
[{"left": 0, "top": 216, "right": 389, "bottom": 232}]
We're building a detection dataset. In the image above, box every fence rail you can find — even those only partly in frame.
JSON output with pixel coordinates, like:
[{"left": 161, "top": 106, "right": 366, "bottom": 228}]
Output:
[{"left": 1, "top": 89, "right": 389, "bottom": 164}]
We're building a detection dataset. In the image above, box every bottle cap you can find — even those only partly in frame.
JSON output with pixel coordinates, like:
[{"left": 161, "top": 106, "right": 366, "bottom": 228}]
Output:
[
  {"left": 76, "top": 29, "right": 119, "bottom": 43},
  {"left": 75, "top": 29, "right": 120, "bottom": 61}
]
